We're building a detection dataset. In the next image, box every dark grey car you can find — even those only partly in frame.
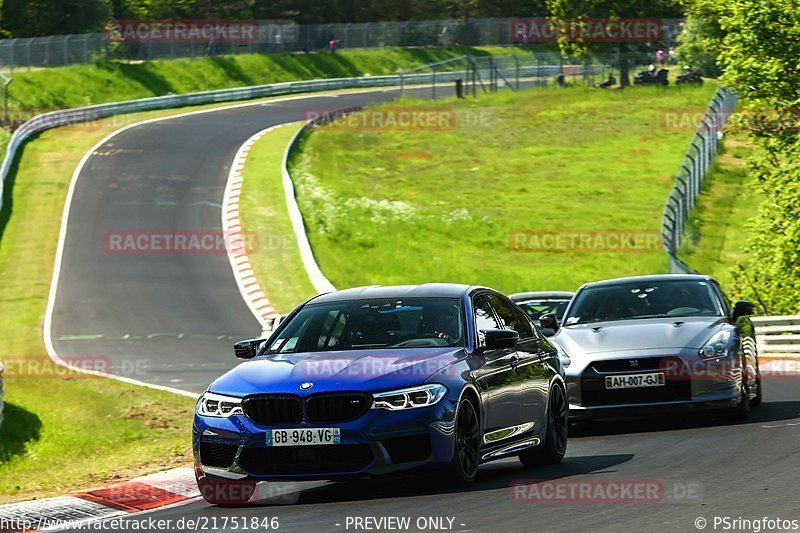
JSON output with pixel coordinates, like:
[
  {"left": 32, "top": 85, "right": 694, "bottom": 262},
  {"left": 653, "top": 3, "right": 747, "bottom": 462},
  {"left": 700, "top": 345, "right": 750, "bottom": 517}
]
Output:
[{"left": 543, "top": 274, "right": 761, "bottom": 420}]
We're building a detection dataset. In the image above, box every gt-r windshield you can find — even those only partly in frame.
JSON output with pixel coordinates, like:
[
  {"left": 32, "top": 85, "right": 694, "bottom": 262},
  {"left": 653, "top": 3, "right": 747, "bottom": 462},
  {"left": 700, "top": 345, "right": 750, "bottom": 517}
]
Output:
[
  {"left": 517, "top": 299, "right": 571, "bottom": 321},
  {"left": 266, "top": 298, "right": 466, "bottom": 353},
  {"left": 564, "top": 280, "right": 723, "bottom": 325}
]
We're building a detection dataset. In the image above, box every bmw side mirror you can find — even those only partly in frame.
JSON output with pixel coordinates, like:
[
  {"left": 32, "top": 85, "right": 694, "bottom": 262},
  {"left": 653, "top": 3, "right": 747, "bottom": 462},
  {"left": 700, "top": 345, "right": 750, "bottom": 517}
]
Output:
[
  {"left": 539, "top": 313, "right": 559, "bottom": 334},
  {"left": 732, "top": 300, "right": 755, "bottom": 320},
  {"left": 234, "top": 338, "right": 265, "bottom": 360},
  {"left": 480, "top": 329, "right": 519, "bottom": 350}
]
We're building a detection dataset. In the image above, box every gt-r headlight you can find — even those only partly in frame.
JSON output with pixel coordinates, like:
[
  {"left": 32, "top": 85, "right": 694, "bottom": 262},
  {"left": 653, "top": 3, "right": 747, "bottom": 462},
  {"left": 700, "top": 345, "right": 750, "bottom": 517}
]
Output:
[
  {"left": 197, "top": 392, "right": 244, "bottom": 417},
  {"left": 699, "top": 330, "right": 734, "bottom": 358},
  {"left": 371, "top": 384, "right": 447, "bottom": 411}
]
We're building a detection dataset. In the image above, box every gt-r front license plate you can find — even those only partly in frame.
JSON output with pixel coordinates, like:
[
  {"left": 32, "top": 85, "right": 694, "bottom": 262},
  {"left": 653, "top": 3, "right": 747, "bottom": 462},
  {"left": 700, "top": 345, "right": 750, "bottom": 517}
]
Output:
[
  {"left": 267, "top": 428, "right": 341, "bottom": 446},
  {"left": 605, "top": 372, "right": 665, "bottom": 389}
]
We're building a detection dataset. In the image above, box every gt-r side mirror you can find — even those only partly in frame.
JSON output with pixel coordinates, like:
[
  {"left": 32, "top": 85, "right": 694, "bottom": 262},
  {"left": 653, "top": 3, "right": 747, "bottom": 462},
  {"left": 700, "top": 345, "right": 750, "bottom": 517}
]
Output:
[
  {"left": 480, "top": 329, "right": 519, "bottom": 351},
  {"left": 732, "top": 300, "right": 755, "bottom": 320},
  {"left": 234, "top": 338, "right": 265, "bottom": 360},
  {"left": 539, "top": 313, "right": 559, "bottom": 334}
]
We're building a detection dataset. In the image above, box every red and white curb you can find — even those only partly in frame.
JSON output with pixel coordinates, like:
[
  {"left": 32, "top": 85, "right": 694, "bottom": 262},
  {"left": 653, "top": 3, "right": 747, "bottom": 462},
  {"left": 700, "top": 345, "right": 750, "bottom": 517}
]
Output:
[
  {"left": 0, "top": 468, "right": 197, "bottom": 532},
  {"left": 222, "top": 126, "right": 284, "bottom": 333}
]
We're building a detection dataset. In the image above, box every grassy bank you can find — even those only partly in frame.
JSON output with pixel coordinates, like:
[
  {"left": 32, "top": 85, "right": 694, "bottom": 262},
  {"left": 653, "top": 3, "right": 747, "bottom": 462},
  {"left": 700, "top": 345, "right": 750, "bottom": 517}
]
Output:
[
  {"left": 286, "top": 84, "right": 718, "bottom": 293},
  {"left": 239, "top": 123, "right": 319, "bottom": 313},
  {"left": 0, "top": 96, "right": 316, "bottom": 502},
  {"left": 677, "top": 136, "right": 760, "bottom": 290},
  {"left": 8, "top": 46, "right": 524, "bottom": 114}
]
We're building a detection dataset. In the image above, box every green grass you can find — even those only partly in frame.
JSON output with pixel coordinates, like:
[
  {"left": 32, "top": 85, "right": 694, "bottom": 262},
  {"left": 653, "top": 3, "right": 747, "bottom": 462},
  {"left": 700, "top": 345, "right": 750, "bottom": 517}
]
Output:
[
  {"left": 239, "top": 123, "right": 319, "bottom": 312},
  {"left": 284, "top": 84, "right": 718, "bottom": 294},
  {"left": 677, "top": 135, "right": 761, "bottom": 290},
  {"left": 8, "top": 46, "right": 525, "bottom": 114}
]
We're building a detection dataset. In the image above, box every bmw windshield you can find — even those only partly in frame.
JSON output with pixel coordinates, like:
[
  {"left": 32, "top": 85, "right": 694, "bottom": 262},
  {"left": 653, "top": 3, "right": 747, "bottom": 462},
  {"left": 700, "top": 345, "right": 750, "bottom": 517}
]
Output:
[
  {"left": 564, "top": 280, "right": 724, "bottom": 325},
  {"left": 266, "top": 298, "right": 466, "bottom": 353}
]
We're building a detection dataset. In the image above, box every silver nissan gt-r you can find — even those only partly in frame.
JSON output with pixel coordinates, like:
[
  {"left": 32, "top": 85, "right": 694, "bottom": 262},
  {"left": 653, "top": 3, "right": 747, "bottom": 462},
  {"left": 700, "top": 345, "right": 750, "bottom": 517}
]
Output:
[{"left": 541, "top": 274, "right": 761, "bottom": 421}]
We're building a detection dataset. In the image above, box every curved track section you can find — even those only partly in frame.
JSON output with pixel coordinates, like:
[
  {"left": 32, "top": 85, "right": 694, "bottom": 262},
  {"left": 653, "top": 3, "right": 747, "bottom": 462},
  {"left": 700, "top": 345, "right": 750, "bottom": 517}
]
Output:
[
  {"left": 46, "top": 87, "right": 800, "bottom": 531},
  {"left": 48, "top": 90, "right": 405, "bottom": 393}
]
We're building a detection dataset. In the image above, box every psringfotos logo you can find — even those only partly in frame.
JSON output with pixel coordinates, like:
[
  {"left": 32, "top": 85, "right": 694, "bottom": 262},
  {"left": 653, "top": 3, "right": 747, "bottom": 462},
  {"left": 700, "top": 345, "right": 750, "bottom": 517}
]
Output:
[
  {"left": 508, "top": 230, "right": 662, "bottom": 254},
  {"left": 104, "top": 230, "right": 260, "bottom": 255}
]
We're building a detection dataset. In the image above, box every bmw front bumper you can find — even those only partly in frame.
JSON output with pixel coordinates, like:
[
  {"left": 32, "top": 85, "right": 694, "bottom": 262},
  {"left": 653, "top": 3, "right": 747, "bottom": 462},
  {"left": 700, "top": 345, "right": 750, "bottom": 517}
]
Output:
[{"left": 193, "top": 394, "right": 459, "bottom": 481}]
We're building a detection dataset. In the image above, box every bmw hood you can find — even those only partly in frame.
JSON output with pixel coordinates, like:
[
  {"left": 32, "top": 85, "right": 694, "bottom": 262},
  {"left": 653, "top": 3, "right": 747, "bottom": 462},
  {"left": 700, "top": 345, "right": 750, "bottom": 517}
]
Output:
[
  {"left": 552, "top": 316, "right": 727, "bottom": 356},
  {"left": 208, "top": 348, "right": 464, "bottom": 397}
]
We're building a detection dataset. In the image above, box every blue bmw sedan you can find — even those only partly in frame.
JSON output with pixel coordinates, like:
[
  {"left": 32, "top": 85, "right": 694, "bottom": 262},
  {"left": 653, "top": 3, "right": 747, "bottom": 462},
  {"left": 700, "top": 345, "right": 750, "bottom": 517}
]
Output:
[{"left": 193, "top": 284, "right": 567, "bottom": 504}]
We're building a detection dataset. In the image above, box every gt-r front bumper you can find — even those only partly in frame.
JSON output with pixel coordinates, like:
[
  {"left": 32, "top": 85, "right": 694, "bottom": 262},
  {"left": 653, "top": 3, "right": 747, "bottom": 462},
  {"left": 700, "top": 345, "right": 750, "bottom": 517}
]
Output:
[{"left": 564, "top": 348, "right": 744, "bottom": 420}]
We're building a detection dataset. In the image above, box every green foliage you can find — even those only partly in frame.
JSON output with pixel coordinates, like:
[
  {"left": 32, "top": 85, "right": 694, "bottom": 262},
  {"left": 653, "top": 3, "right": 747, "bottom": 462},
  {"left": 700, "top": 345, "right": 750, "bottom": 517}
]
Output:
[
  {"left": 1, "top": 0, "right": 110, "bottom": 37},
  {"left": 675, "top": 15, "right": 720, "bottom": 76},
  {"left": 544, "top": 0, "right": 683, "bottom": 85},
  {"left": 685, "top": 0, "right": 800, "bottom": 314}
]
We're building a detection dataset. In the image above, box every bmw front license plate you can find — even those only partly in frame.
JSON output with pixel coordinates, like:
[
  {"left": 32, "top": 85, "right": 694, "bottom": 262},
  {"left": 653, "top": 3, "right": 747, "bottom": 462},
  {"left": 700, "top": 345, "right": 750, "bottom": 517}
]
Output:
[
  {"left": 605, "top": 372, "right": 665, "bottom": 389},
  {"left": 267, "top": 428, "right": 341, "bottom": 446}
]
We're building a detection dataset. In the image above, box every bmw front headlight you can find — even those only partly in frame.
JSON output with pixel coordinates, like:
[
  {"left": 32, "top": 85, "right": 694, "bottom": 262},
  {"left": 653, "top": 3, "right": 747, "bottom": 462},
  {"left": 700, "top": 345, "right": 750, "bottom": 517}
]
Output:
[
  {"left": 371, "top": 384, "right": 447, "bottom": 411},
  {"left": 197, "top": 392, "right": 244, "bottom": 417},
  {"left": 699, "top": 330, "right": 734, "bottom": 358}
]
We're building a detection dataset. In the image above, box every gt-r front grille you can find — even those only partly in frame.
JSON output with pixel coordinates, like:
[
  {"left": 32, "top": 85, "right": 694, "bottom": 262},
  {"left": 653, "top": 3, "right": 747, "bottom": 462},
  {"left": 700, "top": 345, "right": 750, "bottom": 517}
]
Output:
[
  {"left": 591, "top": 357, "right": 663, "bottom": 373},
  {"left": 243, "top": 396, "right": 303, "bottom": 425},
  {"left": 306, "top": 394, "right": 371, "bottom": 423},
  {"left": 239, "top": 444, "right": 374, "bottom": 475},
  {"left": 242, "top": 394, "right": 373, "bottom": 425},
  {"left": 200, "top": 441, "right": 239, "bottom": 468}
]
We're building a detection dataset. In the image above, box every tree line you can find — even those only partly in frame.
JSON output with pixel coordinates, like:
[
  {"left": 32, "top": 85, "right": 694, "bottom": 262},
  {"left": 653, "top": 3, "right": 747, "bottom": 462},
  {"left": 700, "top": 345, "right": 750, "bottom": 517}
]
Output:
[{"left": 0, "top": 0, "right": 552, "bottom": 38}]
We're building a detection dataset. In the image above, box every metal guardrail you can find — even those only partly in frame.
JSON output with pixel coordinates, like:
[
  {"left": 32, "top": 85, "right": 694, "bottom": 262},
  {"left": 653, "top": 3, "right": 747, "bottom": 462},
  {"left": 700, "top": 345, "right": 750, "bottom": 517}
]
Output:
[
  {"left": 752, "top": 316, "right": 800, "bottom": 358},
  {"left": 661, "top": 87, "right": 738, "bottom": 273}
]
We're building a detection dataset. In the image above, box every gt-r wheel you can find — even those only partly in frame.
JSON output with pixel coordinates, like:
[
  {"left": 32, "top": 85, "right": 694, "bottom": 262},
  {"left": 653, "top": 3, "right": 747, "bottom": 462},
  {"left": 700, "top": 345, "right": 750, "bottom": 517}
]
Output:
[
  {"left": 447, "top": 395, "right": 481, "bottom": 485},
  {"left": 519, "top": 384, "right": 568, "bottom": 466},
  {"left": 752, "top": 368, "right": 763, "bottom": 407},
  {"left": 196, "top": 473, "right": 257, "bottom": 506}
]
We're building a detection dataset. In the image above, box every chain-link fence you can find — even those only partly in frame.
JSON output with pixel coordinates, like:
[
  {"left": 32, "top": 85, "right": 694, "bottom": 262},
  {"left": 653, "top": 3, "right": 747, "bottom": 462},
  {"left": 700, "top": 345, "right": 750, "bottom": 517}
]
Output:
[
  {"left": 397, "top": 51, "right": 664, "bottom": 100},
  {"left": 0, "top": 18, "right": 683, "bottom": 70},
  {"left": 661, "top": 87, "right": 738, "bottom": 273}
]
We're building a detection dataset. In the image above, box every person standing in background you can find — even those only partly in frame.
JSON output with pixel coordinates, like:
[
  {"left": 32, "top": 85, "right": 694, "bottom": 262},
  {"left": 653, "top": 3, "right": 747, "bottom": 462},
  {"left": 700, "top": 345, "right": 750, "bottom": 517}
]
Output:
[{"left": 656, "top": 49, "right": 665, "bottom": 67}]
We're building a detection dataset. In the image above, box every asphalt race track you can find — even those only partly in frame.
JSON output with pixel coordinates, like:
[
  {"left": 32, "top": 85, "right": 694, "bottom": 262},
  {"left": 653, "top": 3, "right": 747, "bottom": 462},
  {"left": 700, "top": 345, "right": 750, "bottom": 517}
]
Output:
[
  {"left": 49, "top": 88, "right": 417, "bottom": 393},
  {"left": 49, "top": 86, "right": 800, "bottom": 532}
]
